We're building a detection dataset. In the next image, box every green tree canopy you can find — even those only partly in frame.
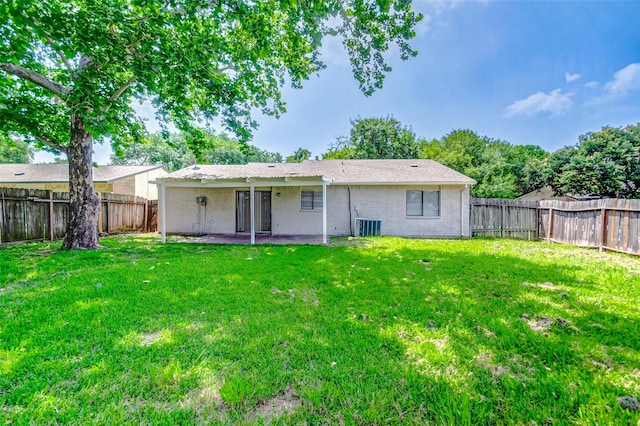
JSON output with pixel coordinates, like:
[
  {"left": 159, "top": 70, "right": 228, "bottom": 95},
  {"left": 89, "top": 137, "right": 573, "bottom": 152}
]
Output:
[
  {"left": 285, "top": 147, "right": 311, "bottom": 163},
  {"left": 112, "top": 129, "right": 284, "bottom": 170},
  {"left": 420, "top": 129, "right": 549, "bottom": 199},
  {"left": 324, "top": 116, "right": 421, "bottom": 159},
  {"left": 548, "top": 124, "right": 640, "bottom": 198},
  {"left": 0, "top": 134, "right": 33, "bottom": 163},
  {"left": 0, "top": 0, "right": 422, "bottom": 248},
  {"left": 111, "top": 132, "right": 194, "bottom": 172}
]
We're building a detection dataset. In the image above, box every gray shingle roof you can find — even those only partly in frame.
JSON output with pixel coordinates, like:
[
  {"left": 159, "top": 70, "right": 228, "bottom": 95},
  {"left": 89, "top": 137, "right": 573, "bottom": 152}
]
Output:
[
  {"left": 0, "top": 164, "right": 165, "bottom": 183},
  {"left": 165, "top": 159, "right": 476, "bottom": 185}
]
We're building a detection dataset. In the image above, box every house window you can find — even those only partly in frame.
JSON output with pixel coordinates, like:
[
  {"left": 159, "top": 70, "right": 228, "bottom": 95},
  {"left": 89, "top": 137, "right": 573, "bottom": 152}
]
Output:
[
  {"left": 301, "top": 190, "right": 323, "bottom": 210},
  {"left": 406, "top": 190, "right": 440, "bottom": 217}
]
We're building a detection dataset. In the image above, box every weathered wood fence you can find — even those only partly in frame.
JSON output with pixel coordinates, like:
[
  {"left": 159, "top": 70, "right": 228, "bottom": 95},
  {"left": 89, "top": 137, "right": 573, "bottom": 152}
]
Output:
[
  {"left": 540, "top": 199, "right": 640, "bottom": 256},
  {"left": 471, "top": 198, "right": 640, "bottom": 256},
  {"left": 470, "top": 198, "right": 540, "bottom": 240},
  {"left": 0, "top": 187, "right": 156, "bottom": 244}
]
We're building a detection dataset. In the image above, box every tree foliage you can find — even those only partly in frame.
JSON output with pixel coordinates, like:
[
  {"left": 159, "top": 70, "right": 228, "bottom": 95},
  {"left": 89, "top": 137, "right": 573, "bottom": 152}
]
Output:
[
  {"left": 112, "top": 129, "right": 283, "bottom": 171},
  {"left": 0, "top": 0, "right": 422, "bottom": 248},
  {"left": 0, "top": 134, "right": 33, "bottom": 163},
  {"left": 324, "top": 116, "right": 420, "bottom": 159},
  {"left": 111, "top": 133, "right": 194, "bottom": 172},
  {"left": 420, "top": 130, "right": 549, "bottom": 199},
  {"left": 548, "top": 124, "right": 640, "bottom": 198},
  {"left": 285, "top": 147, "right": 311, "bottom": 163}
]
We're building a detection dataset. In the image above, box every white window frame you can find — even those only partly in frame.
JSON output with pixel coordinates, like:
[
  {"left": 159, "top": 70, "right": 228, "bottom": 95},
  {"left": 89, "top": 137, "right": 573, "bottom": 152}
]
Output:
[
  {"left": 301, "top": 190, "right": 323, "bottom": 211},
  {"left": 406, "top": 190, "right": 440, "bottom": 217}
]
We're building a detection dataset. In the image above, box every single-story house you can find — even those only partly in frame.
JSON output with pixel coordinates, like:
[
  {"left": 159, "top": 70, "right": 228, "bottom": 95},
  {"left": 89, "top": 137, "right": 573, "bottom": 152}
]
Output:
[
  {"left": 516, "top": 187, "right": 578, "bottom": 202},
  {"left": 155, "top": 159, "right": 476, "bottom": 244},
  {"left": 0, "top": 164, "right": 168, "bottom": 199}
]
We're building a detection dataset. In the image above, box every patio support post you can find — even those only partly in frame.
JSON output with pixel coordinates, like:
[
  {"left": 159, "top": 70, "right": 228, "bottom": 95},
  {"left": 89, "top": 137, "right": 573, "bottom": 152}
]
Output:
[
  {"left": 159, "top": 181, "right": 166, "bottom": 244},
  {"left": 322, "top": 180, "right": 328, "bottom": 244},
  {"left": 250, "top": 183, "right": 255, "bottom": 245}
]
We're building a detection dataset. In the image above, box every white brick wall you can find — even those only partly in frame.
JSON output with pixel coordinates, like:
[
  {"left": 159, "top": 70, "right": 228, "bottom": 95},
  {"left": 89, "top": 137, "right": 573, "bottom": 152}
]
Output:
[
  {"left": 164, "top": 184, "right": 471, "bottom": 237},
  {"left": 165, "top": 187, "right": 236, "bottom": 234}
]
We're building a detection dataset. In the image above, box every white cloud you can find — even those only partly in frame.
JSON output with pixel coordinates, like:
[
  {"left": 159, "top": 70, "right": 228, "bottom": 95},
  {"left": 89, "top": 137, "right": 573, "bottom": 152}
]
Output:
[
  {"left": 603, "top": 62, "right": 640, "bottom": 97},
  {"left": 584, "top": 81, "right": 599, "bottom": 89},
  {"left": 505, "top": 89, "right": 574, "bottom": 117},
  {"left": 565, "top": 72, "right": 581, "bottom": 83}
]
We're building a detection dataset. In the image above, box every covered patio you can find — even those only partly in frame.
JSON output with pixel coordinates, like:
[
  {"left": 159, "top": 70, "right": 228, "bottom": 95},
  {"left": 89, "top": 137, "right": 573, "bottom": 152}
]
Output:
[
  {"left": 170, "top": 233, "right": 327, "bottom": 245},
  {"left": 155, "top": 165, "right": 332, "bottom": 245}
]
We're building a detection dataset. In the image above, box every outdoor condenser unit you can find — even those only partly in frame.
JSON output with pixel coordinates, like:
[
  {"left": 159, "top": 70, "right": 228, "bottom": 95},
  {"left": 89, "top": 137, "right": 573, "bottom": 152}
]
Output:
[
  {"left": 195, "top": 196, "right": 207, "bottom": 205},
  {"left": 355, "top": 218, "right": 381, "bottom": 237}
]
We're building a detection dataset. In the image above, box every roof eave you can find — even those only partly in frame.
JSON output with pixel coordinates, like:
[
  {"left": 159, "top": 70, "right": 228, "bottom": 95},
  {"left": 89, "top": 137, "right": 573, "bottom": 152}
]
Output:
[
  {"left": 102, "top": 165, "right": 166, "bottom": 183},
  {"left": 330, "top": 180, "right": 477, "bottom": 186}
]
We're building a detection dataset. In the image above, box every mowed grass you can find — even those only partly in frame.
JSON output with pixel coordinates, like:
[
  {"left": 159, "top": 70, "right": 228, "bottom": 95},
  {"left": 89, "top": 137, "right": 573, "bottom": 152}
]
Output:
[{"left": 1, "top": 236, "right": 639, "bottom": 425}]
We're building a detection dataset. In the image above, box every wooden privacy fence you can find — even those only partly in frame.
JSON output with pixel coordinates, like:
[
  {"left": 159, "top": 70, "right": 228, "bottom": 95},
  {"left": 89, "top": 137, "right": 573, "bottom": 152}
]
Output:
[
  {"left": 471, "top": 197, "right": 640, "bottom": 256},
  {"left": 540, "top": 199, "right": 640, "bottom": 256},
  {"left": 470, "top": 198, "right": 540, "bottom": 240},
  {"left": 0, "top": 187, "right": 156, "bottom": 244}
]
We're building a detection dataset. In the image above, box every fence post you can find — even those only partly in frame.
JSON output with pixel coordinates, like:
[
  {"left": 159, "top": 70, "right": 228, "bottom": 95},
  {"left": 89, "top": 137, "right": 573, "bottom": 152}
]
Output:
[
  {"left": 546, "top": 208, "right": 554, "bottom": 241},
  {"left": 98, "top": 192, "right": 103, "bottom": 234},
  {"left": 107, "top": 199, "right": 111, "bottom": 234},
  {"left": 0, "top": 190, "right": 3, "bottom": 244},
  {"left": 143, "top": 199, "right": 148, "bottom": 233},
  {"left": 599, "top": 207, "right": 607, "bottom": 252},
  {"left": 23, "top": 194, "right": 28, "bottom": 241},
  {"left": 622, "top": 200, "right": 630, "bottom": 252},
  {"left": 501, "top": 204, "right": 506, "bottom": 238},
  {"left": 48, "top": 190, "right": 54, "bottom": 241}
]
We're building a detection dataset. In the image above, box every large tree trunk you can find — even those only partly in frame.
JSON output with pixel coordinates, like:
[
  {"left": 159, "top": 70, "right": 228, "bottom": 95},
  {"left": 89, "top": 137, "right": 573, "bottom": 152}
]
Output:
[{"left": 61, "top": 114, "right": 100, "bottom": 249}]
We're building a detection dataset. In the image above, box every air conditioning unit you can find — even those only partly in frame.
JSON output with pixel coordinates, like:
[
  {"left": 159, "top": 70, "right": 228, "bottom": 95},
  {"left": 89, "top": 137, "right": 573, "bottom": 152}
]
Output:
[
  {"left": 355, "top": 218, "right": 381, "bottom": 237},
  {"left": 195, "top": 196, "right": 207, "bottom": 205}
]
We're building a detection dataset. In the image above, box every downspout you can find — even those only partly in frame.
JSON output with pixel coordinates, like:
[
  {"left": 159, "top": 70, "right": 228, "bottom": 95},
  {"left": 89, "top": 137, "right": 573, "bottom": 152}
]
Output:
[
  {"left": 160, "top": 181, "right": 166, "bottom": 243},
  {"left": 460, "top": 185, "right": 467, "bottom": 237},
  {"left": 250, "top": 183, "right": 255, "bottom": 245},
  {"left": 322, "top": 180, "right": 328, "bottom": 244},
  {"left": 348, "top": 186, "right": 352, "bottom": 236}
]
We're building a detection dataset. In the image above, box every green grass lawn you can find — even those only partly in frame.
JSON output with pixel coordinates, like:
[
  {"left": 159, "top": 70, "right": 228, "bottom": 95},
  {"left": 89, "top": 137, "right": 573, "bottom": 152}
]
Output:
[{"left": 1, "top": 236, "right": 639, "bottom": 425}]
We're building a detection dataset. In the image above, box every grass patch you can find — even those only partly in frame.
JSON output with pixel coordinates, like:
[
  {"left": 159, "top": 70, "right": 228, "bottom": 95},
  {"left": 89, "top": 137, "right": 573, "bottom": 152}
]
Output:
[{"left": 1, "top": 236, "right": 639, "bottom": 424}]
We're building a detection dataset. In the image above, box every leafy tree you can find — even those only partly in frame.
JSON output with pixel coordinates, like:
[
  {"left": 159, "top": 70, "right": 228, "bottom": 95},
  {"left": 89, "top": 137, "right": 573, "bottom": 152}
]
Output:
[
  {"left": 420, "top": 129, "right": 550, "bottom": 199},
  {"left": 111, "top": 133, "right": 193, "bottom": 172},
  {"left": 0, "top": 0, "right": 421, "bottom": 249},
  {"left": 112, "top": 129, "right": 284, "bottom": 169},
  {"left": 549, "top": 124, "right": 640, "bottom": 198},
  {"left": 203, "top": 133, "right": 283, "bottom": 164},
  {"left": 323, "top": 116, "right": 420, "bottom": 159},
  {"left": 323, "top": 136, "right": 355, "bottom": 159},
  {"left": 506, "top": 144, "right": 549, "bottom": 195},
  {"left": 285, "top": 147, "right": 311, "bottom": 163},
  {"left": 0, "top": 134, "right": 33, "bottom": 163},
  {"left": 245, "top": 146, "right": 283, "bottom": 164}
]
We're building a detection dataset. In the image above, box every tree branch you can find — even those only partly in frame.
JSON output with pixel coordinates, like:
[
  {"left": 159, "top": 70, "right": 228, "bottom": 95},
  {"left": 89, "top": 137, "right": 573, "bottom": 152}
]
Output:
[
  {"left": 35, "top": 134, "right": 68, "bottom": 154},
  {"left": 77, "top": 55, "right": 92, "bottom": 74},
  {"left": 110, "top": 77, "right": 137, "bottom": 101},
  {"left": 44, "top": 35, "right": 75, "bottom": 78},
  {"left": 213, "top": 66, "right": 234, "bottom": 76},
  {"left": 0, "top": 63, "right": 71, "bottom": 96}
]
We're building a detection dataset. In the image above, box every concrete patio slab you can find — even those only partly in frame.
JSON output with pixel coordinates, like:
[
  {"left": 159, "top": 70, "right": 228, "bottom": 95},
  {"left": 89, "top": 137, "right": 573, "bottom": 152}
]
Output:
[{"left": 172, "top": 234, "right": 326, "bottom": 245}]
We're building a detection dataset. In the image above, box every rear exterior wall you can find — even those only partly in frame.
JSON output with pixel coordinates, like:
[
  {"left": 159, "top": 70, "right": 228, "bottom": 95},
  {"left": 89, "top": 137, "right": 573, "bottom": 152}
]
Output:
[{"left": 164, "top": 184, "right": 471, "bottom": 237}]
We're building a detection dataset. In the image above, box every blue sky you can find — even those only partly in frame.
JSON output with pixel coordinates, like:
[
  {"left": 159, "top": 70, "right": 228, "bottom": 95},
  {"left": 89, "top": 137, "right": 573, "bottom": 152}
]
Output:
[{"left": 36, "top": 0, "right": 640, "bottom": 164}]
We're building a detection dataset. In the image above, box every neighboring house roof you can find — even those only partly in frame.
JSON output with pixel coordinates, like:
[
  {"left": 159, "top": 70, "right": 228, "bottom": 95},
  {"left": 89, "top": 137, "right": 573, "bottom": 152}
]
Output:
[
  {"left": 164, "top": 159, "right": 476, "bottom": 185},
  {"left": 0, "top": 164, "right": 165, "bottom": 184},
  {"left": 516, "top": 187, "right": 578, "bottom": 202}
]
